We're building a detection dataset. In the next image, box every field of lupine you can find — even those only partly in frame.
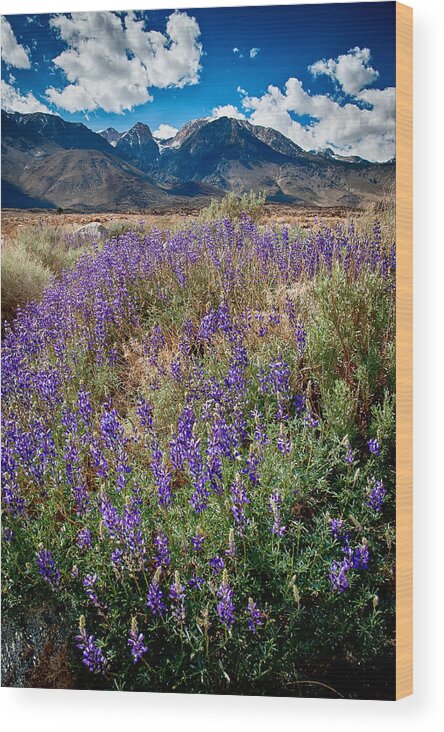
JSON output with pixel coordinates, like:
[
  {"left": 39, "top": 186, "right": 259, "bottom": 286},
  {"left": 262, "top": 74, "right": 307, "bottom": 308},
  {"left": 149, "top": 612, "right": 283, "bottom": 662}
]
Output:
[{"left": 1, "top": 213, "right": 396, "bottom": 696}]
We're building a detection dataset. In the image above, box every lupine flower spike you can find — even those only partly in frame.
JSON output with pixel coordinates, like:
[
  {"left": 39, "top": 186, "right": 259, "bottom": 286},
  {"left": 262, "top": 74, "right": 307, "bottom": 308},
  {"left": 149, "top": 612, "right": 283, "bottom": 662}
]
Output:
[
  {"left": 128, "top": 617, "right": 148, "bottom": 664},
  {"left": 75, "top": 615, "right": 108, "bottom": 674}
]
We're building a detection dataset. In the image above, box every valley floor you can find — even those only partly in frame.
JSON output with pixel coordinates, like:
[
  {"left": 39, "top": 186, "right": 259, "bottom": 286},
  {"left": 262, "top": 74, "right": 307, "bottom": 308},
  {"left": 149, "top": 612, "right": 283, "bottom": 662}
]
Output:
[{"left": 1, "top": 204, "right": 359, "bottom": 245}]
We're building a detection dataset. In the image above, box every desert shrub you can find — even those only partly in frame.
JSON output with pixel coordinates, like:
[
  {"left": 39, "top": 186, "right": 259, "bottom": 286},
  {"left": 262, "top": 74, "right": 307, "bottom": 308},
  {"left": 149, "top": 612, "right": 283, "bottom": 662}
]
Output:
[
  {"left": 15, "top": 224, "right": 81, "bottom": 275},
  {"left": 354, "top": 193, "right": 396, "bottom": 246},
  {"left": 2, "top": 214, "right": 396, "bottom": 697},
  {"left": 1, "top": 242, "right": 53, "bottom": 325},
  {"left": 2, "top": 224, "right": 91, "bottom": 326},
  {"left": 104, "top": 220, "right": 145, "bottom": 239},
  {"left": 201, "top": 190, "right": 266, "bottom": 223},
  {"left": 306, "top": 263, "right": 395, "bottom": 428}
]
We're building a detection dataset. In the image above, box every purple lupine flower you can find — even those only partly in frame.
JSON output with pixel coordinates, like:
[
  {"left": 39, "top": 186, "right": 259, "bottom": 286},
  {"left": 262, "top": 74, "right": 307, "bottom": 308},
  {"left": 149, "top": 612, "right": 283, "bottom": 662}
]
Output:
[
  {"left": 217, "top": 570, "right": 235, "bottom": 628},
  {"left": 64, "top": 438, "right": 91, "bottom": 516},
  {"left": 209, "top": 554, "right": 225, "bottom": 575},
  {"left": 76, "top": 528, "right": 92, "bottom": 551},
  {"left": 128, "top": 617, "right": 148, "bottom": 664},
  {"left": 83, "top": 573, "right": 101, "bottom": 608},
  {"left": 207, "top": 450, "right": 223, "bottom": 495},
  {"left": 154, "top": 531, "right": 170, "bottom": 568},
  {"left": 169, "top": 571, "right": 186, "bottom": 625},
  {"left": 285, "top": 296, "right": 297, "bottom": 324},
  {"left": 187, "top": 435, "right": 205, "bottom": 480},
  {"left": 252, "top": 410, "right": 270, "bottom": 447},
  {"left": 268, "top": 309, "right": 281, "bottom": 327},
  {"left": 90, "top": 437, "right": 109, "bottom": 479},
  {"left": 330, "top": 519, "right": 347, "bottom": 542},
  {"left": 368, "top": 438, "right": 381, "bottom": 455},
  {"left": 111, "top": 548, "right": 124, "bottom": 567},
  {"left": 61, "top": 406, "right": 78, "bottom": 436},
  {"left": 146, "top": 570, "right": 167, "bottom": 617},
  {"left": 268, "top": 360, "right": 291, "bottom": 420},
  {"left": 269, "top": 360, "right": 291, "bottom": 389},
  {"left": 144, "top": 323, "right": 165, "bottom": 369},
  {"left": 188, "top": 573, "right": 205, "bottom": 590},
  {"left": 36, "top": 546, "right": 60, "bottom": 588},
  {"left": 350, "top": 541, "right": 370, "bottom": 570},
  {"left": 122, "top": 493, "right": 146, "bottom": 566},
  {"left": 257, "top": 367, "right": 270, "bottom": 395},
  {"left": 77, "top": 387, "right": 93, "bottom": 427},
  {"left": 277, "top": 426, "right": 292, "bottom": 456},
  {"left": 255, "top": 312, "right": 268, "bottom": 338},
  {"left": 304, "top": 412, "right": 319, "bottom": 428},
  {"left": 294, "top": 393, "right": 306, "bottom": 416},
  {"left": 209, "top": 413, "right": 235, "bottom": 460},
  {"left": 328, "top": 558, "right": 351, "bottom": 592},
  {"left": 191, "top": 534, "right": 205, "bottom": 552},
  {"left": 189, "top": 474, "right": 210, "bottom": 515},
  {"left": 116, "top": 461, "right": 131, "bottom": 493},
  {"left": 345, "top": 444, "right": 355, "bottom": 465},
  {"left": 170, "top": 357, "right": 183, "bottom": 383},
  {"left": 108, "top": 347, "right": 118, "bottom": 366},
  {"left": 243, "top": 445, "right": 262, "bottom": 486},
  {"left": 99, "top": 490, "right": 122, "bottom": 540},
  {"left": 2, "top": 481, "right": 25, "bottom": 516},
  {"left": 367, "top": 479, "right": 386, "bottom": 512},
  {"left": 247, "top": 597, "right": 264, "bottom": 634},
  {"left": 230, "top": 474, "right": 250, "bottom": 531},
  {"left": 3, "top": 527, "right": 15, "bottom": 542},
  {"left": 137, "top": 397, "right": 154, "bottom": 433},
  {"left": 268, "top": 491, "right": 286, "bottom": 537},
  {"left": 75, "top": 616, "right": 108, "bottom": 674},
  {"left": 295, "top": 320, "right": 307, "bottom": 357},
  {"left": 72, "top": 483, "right": 91, "bottom": 518},
  {"left": 100, "top": 404, "right": 124, "bottom": 449}
]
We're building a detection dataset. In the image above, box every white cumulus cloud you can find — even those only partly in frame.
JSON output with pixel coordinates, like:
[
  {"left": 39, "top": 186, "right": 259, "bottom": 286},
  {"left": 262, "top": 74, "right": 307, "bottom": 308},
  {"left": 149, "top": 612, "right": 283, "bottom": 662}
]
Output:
[
  {"left": 240, "top": 47, "right": 394, "bottom": 162},
  {"left": 1, "top": 80, "right": 52, "bottom": 114},
  {"left": 210, "top": 104, "right": 246, "bottom": 120},
  {"left": 1, "top": 16, "right": 31, "bottom": 68},
  {"left": 309, "top": 46, "right": 379, "bottom": 96},
  {"left": 153, "top": 123, "right": 179, "bottom": 139},
  {"left": 45, "top": 10, "right": 203, "bottom": 114},
  {"left": 249, "top": 47, "right": 260, "bottom": 59}
]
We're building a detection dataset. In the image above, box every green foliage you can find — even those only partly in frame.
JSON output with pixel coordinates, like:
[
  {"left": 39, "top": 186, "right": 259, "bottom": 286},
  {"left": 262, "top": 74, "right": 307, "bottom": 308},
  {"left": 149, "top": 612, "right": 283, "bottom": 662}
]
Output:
[
  {"left": 201, "top": 190, "right": 266, "bottom": 223},
  {"left": 306, "top": 264, "right": 395, "bottom": 428}
]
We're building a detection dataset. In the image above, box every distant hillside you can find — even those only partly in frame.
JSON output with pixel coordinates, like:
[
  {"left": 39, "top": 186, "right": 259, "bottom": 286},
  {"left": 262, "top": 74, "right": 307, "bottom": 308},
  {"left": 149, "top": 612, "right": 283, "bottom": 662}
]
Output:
[{"left": 2, "top": 110, "right": 395, "bottom": 211}]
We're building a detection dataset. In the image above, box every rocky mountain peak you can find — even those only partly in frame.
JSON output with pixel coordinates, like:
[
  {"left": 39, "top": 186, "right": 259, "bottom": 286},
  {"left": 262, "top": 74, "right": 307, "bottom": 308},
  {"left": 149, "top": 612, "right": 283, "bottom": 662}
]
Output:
[{"left": 98, "top": 127, "right": 122, "bottom": 146}]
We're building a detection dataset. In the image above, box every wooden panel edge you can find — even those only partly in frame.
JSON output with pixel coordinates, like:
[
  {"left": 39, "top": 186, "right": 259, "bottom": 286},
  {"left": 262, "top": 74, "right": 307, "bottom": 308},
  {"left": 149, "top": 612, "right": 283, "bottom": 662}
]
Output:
[{"left": 395, "top": 1, "right": 413, "bottom": 701}]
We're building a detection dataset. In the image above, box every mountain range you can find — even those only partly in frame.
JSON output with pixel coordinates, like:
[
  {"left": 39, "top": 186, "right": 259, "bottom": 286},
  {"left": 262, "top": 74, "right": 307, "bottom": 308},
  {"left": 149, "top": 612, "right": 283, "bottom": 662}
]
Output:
[{"left": 1, "top": 110, "right": 395, "bottom": 212}]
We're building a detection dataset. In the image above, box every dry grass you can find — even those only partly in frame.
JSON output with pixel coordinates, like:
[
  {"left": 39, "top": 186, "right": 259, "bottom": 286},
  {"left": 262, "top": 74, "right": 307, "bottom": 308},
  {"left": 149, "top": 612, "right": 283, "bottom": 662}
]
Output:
[
  {"left": 1, "top": 242, "right": 53, "bottom": 325},
  {"left": 1, "top": 204, "right": 364, "bottom": 245},
  {"left": 1, "top": 209, "right": 200, "bottom": 245}
]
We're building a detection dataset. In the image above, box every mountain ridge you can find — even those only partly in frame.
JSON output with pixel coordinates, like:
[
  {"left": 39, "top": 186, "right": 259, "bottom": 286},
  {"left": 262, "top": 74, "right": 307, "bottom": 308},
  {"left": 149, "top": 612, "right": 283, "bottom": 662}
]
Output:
[{"left": 1, "top": 110, "right": 395, "bottom": 211}]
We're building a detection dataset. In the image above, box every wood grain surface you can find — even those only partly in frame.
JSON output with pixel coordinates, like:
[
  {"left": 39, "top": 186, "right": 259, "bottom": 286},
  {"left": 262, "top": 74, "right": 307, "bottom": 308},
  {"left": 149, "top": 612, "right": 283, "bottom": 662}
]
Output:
[{"left": 395, "top": 1, "right": 413, "bottom": 701}]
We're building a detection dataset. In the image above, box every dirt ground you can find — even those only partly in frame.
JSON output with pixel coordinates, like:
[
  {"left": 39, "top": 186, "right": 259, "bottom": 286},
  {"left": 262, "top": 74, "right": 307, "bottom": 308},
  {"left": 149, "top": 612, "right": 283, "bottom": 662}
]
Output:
[
  {"left": 0, "top": 204, "right": 363, "bottom": 245},
  {"left": 260, "top": 204, "right": 362, "bottom": 229}
]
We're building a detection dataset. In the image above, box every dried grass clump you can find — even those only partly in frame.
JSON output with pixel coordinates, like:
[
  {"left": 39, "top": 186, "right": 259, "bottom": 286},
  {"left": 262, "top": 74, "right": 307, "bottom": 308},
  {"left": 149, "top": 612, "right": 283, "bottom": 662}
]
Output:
[{"left": 1, "top": 242, "right": 53, "bottom": 325}]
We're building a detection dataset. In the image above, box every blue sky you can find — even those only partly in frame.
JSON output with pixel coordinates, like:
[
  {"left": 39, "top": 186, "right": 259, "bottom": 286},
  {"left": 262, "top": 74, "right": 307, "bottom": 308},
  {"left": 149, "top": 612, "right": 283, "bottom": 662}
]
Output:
[{"left": 1, "top": 3, "right": 396, "bottom": 160}]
